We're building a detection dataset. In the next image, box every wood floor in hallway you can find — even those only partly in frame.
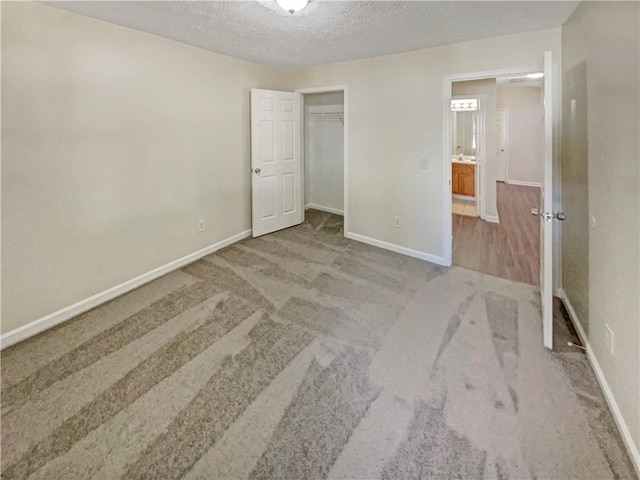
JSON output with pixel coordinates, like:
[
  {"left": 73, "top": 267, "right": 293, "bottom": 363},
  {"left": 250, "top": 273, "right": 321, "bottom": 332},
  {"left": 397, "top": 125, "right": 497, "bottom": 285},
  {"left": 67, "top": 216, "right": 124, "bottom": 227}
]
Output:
[{"left": 453, "top": 182, "right": 541, "bottom": 285}]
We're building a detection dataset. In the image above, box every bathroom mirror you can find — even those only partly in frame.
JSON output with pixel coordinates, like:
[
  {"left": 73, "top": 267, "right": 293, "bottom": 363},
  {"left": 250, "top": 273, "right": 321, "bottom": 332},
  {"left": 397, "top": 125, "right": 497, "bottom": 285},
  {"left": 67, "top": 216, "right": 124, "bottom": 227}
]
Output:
[{"left": 451, "top": 98, "right": 479, "bottom": 157}]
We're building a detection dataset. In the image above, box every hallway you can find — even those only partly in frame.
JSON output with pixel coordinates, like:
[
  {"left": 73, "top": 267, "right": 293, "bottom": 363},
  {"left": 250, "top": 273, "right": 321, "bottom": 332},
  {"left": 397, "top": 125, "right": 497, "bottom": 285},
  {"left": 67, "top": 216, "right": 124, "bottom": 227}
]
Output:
[{"left": 453, "top": 182, "right": 541, "bottom": 285}]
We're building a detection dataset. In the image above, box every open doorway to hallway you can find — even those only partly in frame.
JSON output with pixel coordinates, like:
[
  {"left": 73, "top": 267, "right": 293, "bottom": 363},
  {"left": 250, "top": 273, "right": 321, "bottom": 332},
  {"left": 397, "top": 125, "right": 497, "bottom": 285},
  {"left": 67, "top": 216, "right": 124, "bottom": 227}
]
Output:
[
  {"left": 453, "top": 182, "right": 541, "bottom": 285},
  {"left": 450, "top": 74, "right": 544, "bottom": 286}
]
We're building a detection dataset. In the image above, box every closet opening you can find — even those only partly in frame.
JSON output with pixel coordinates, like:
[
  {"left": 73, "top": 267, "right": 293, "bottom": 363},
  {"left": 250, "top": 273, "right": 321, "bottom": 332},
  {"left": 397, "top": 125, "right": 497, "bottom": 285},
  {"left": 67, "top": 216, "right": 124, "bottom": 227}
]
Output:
[{"left": 297, "top": 86, "right": 347, "bottom": 230}]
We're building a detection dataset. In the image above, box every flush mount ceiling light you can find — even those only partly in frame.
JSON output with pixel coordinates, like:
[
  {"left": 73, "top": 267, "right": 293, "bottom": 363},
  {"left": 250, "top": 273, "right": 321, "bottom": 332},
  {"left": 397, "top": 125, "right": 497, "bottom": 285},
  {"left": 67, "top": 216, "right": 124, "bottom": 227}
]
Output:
[
  {"left": 275, "top": 0, "right": 309, "bottom": 15},
  {"left": 526, "top": 72, "right": 545, "bottom": 79}
]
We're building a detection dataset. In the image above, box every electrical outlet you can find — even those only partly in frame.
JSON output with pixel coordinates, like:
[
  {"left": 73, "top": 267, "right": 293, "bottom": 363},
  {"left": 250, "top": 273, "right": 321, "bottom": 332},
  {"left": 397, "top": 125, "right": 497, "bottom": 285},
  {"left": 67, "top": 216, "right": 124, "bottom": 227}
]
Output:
[
  {"left": 198, "top": 219, "right": 206, "bottom": 232},
  {"left": 420, "top": 158, "right": 429, "bottom": 170},
  {"left": 604, "top": 322, "right": 614, "bottom": 356},
  {"left": 394, "top": 216, "right": 402, "bottom": 228}
]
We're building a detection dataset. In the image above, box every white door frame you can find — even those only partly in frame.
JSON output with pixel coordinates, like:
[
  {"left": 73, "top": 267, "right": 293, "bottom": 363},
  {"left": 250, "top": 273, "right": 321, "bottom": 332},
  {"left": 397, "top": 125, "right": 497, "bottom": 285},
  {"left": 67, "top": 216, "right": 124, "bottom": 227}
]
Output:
[
  {"left": 295, "top": 85, "right": 349, "bottom": 233},
  {"left": 442, "top": 65, "right": 538, "bottom": 267},
  {"left": 541, "top": 50, "right": 554, "bottom": 349}
]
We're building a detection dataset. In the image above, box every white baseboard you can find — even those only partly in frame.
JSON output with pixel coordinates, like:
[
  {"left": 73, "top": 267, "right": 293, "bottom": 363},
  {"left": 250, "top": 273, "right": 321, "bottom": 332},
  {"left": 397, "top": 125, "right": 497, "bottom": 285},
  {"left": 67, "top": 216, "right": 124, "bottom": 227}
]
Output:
[
  {"left": 506, "top": 179, "right": 542, "bottom": 188},
  {"left": 483, "top": 214, "right": 500, "bottom": 224},
  {"left": 496, "top": 174, "right": 505, "bottom": 182},
  {"left": 305, "top": 203, "right": 344, "bottom": 216},
  {"left": 0, "top": 229, "right": 252, "bottom": 350},
  {"left": 558, "top": 289, "right": 640, "bottom": 477},
  {"left": 345, "top": 231, "right": 447, "bottom": 266}
]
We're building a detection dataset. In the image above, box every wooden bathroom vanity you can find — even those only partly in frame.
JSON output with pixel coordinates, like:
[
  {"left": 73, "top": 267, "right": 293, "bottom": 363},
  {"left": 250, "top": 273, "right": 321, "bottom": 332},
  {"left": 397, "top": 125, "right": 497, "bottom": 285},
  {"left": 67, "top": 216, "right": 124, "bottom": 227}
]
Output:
[{"left": 451, "top": 161, "right": 476, "bottom": 197}]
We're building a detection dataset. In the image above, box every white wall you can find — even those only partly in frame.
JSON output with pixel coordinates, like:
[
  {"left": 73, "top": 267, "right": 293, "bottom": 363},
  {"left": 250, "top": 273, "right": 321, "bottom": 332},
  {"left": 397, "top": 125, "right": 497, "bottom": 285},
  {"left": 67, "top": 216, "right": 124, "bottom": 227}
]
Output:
[
  {"left": 497, "top": 86, "right": 544, "bottom": 185},
  {"left": 304, "top": 97, "right": 344, "bottom": 213},
  {"left": 0, "top": 5, "right": 563, "bottom": 340},
  {"left": 286, "top": 29, "right": 561, "bottom": 260},
  {"left": 1, "top": 2, "right": 285, "bottom": 334},
  {"left": 304, "top": 91, "right": 344, "bottom": 107},
  {"left": 562, "top": 1, "right": 640, "bottom": 467}
]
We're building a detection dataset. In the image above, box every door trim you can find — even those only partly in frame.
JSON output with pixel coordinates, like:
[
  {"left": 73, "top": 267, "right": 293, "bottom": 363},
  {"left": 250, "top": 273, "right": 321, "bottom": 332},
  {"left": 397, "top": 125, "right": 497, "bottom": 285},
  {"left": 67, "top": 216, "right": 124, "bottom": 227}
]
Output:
[
  {"left": 442, "top": 65, "right": 538, "bottom": 267},
  {"left": 541, "top": 50, "right": 554, "bottom": 349},
  {"left": 295, "top": 85, "right": 348, "bottom": 233}
]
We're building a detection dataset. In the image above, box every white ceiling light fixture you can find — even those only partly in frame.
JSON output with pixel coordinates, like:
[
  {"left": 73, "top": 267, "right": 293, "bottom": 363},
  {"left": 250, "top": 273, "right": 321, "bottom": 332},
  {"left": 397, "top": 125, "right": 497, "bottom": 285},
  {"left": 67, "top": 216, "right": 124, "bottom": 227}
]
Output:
[
  {"left": 526, "top": 72, "right": 545, "bottom": 79},
  {"left": 275, "top": 0, "right": 309, "bottom": 15},
  {"left": 451, "top": 98, "right": 479, "bottom": 111}
]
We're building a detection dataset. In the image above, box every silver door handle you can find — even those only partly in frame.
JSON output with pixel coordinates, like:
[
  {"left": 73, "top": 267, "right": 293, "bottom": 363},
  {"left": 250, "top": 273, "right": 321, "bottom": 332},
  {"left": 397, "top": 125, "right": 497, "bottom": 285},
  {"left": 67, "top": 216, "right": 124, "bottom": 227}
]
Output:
[
  {"left": 532, "top": 208, "right": 566, "bottom": 221},
  {"left": 254, "top": 168, "right": 261, "bottom": 174}
]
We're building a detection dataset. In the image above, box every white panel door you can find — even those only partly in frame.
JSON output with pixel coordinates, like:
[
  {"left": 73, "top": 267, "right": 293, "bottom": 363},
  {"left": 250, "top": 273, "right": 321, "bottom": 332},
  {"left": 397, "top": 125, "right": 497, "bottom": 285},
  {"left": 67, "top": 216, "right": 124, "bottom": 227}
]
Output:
[
  {"left": 251, "top": 89, "right": 303, "bottom": 237},
  {"left": 496, "top": 109, "right": 507, "bottom": 182},
  {"left": 538, "top": 51, "right": 554, "bottom": 349}
]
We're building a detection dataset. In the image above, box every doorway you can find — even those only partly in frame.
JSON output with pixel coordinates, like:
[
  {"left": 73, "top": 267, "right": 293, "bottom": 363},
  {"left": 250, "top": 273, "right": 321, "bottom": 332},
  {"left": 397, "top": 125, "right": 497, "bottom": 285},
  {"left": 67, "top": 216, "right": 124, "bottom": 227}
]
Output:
[
  {"left": 443, "top": 53, "right": 557, "bottom": 349},
  {"left": 451, "top": 94, "right": 483, "bottom": 220},
  {"left": 296, "top": 85, "right": 348, "bottom": 231},
  {"left": 250, "top": 85, "right": 348, "bottom": 237},
  {"left": 447, "top": 74, "right": 545, "bottom": 285},
  {"left": 301, "top": 91, "right": 345, "bottom": 217}
]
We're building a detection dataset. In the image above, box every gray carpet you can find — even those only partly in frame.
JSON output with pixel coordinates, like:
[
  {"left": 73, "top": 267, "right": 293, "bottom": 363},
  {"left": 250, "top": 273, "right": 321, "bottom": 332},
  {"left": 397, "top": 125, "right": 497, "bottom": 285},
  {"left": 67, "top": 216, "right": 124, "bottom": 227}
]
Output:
[{"left": 1, "top": 210, "right": 635, "bottom": 479}]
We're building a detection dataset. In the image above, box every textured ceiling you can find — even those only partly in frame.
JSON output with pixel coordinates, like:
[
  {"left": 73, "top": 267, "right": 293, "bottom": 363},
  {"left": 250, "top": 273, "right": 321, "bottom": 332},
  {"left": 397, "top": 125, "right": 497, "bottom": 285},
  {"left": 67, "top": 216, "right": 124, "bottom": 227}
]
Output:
[{"left": 47, "top": 1, "right": 579, "bottom": 68}]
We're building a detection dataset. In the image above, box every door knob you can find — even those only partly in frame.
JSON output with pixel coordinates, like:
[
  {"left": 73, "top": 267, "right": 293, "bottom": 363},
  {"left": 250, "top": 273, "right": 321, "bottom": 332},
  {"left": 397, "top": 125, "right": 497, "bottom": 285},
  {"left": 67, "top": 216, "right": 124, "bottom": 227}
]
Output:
[
  {"left": 254, "top": 168, "right": 261, "bottom": 174},
  {"left": 532, "top": 209, "right": 567, "bottom": 221}
]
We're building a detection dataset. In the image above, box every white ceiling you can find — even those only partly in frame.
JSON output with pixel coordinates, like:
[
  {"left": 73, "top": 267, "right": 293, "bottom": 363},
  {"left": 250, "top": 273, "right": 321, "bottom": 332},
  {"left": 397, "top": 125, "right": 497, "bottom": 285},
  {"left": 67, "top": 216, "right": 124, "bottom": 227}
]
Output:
[{"left": 47, "top": 1, "right": 579, "bottom": 68}]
